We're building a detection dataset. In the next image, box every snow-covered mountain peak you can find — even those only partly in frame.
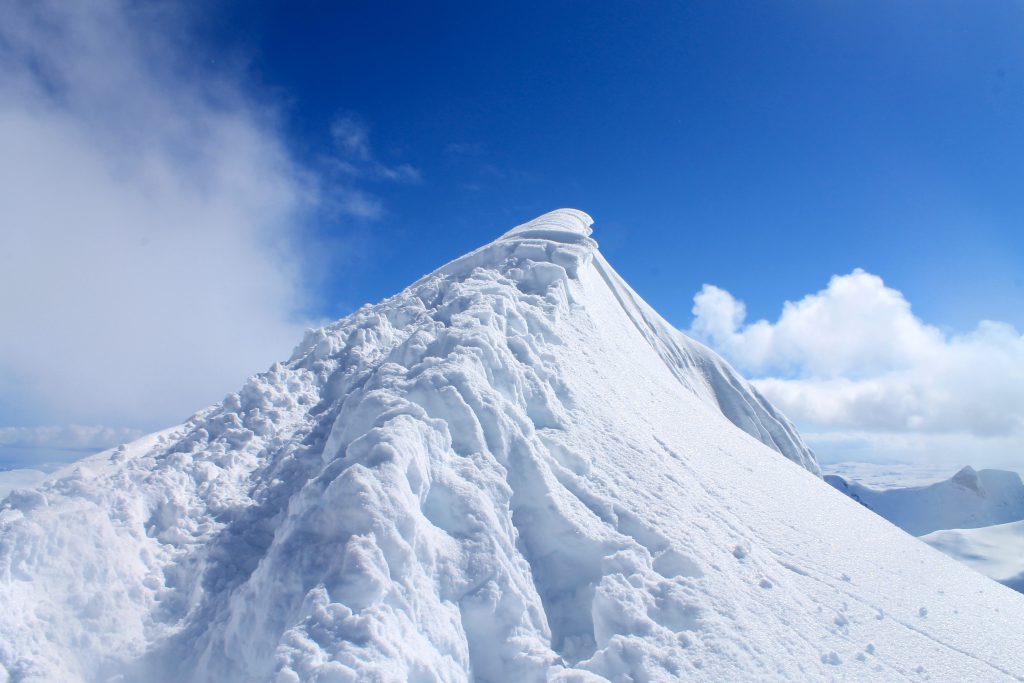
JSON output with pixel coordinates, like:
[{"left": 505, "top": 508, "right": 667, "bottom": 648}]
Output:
[
  {"left": 289, "top": 209, "right": 816, "bottom": 474},
  {"left": 951, "top": 465, "right": 980, "bottom": 491},
  {"left": 828, "top": 465, "right": 1024, "bottom": 536},
  {"left": 3, "top": 211, "right": 1024, "bottom": 682}
]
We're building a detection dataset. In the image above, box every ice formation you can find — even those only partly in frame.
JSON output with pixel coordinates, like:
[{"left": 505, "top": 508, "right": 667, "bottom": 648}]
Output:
[{"left": 3, "top": 210, "right": 1024, "bottom": 682}]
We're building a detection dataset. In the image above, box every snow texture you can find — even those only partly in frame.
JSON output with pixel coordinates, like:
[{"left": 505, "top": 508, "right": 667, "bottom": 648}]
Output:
[
  {"left": 826, "top": 466, "right": 1024, "bottom": 536},
  {"left": 3, "top": 209, "right": 1024, "bottom": 682}
]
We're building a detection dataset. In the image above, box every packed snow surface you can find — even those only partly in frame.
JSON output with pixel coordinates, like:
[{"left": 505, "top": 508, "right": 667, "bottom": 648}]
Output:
[
  {"left": 826, "top": 466, "right": 1024, "bottom": 536},
  {"left": 3, "top": 209, "right": 1024, "bottom": 682}
]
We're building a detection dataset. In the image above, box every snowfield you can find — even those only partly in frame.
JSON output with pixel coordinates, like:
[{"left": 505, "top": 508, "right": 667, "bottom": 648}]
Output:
[{"left": 3, "top": 209, "right": 1024, "bottom": 682}]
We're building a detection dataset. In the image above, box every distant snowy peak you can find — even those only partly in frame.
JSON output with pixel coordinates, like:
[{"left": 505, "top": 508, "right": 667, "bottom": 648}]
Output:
[
  {"left": 826, "top": 466, "right": 1024, "bottom": 536},
  {"left": 827, "top": 465, "right": 1024, "bottom": 595}
]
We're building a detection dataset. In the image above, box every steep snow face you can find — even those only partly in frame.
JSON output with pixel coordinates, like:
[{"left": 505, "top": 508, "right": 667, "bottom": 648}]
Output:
[
  {"left": 3, "top": 209, "right": 1024, "bottom": 682},
  {"left": 826, "top": 466, "right": 1024, "bottom": 536}
]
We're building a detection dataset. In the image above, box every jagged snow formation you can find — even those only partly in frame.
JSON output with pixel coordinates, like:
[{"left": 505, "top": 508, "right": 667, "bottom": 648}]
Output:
[
  {"left": 826, "top": 466, "right": 1024, "bottom": 536},
  {"left": 3, "top": 209, "right": 1024, "bottom": 682}
]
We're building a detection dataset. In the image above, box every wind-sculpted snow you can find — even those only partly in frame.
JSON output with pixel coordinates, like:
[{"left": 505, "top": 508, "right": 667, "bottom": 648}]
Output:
[{"left": 3, "top": 209, "right": 1024, "bottom": 681}]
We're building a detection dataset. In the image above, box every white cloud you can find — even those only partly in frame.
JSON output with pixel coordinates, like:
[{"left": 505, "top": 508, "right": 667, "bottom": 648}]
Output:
[
  {"left": 331, "top": 116, "right": 374, "bottom": 161},
  {"left": 691, "top": 270, "right": 947, "bottom": 378},
  {"left": 0, "top": 425, "right": 144, "bottom": 450},
  {"left": 689, "top": 270, "right": 1024, "bottom": 467},
  {"left": 801, "top": 431, "right": 1024, "bottom": 471},
  {"left": 0, "top": 1, "right": 408, "bottom": 466}
]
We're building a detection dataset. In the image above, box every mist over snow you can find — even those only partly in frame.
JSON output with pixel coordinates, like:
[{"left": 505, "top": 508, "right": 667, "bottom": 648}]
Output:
[
  {"left": 0, "top": 0, "right": 309, "bottom": 455},
  {"left": 688, "top": 269, "right": 1024, "bottom": 469}
]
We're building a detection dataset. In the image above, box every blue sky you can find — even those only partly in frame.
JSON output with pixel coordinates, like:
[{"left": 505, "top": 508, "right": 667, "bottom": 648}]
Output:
[
  {"left": 1, "top": 1, "right": 1022, "bottom": 470},
  {"left": 203, "top": 0, "right": 1024, "bottom": 330}
]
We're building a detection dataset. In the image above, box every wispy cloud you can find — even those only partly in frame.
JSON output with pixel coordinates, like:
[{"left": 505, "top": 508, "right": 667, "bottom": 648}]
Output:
[
  {"left": 689, "top": 270, "right": 1024, "bottom": 467},
  {"left": 328, "top": 114, "right": 422, "bottom": 187},
  {"left": 444, "top": 142, "right": 485, "bottom": 157}
]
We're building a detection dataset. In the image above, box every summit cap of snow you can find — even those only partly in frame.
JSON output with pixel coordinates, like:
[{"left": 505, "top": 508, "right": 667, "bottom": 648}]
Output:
[{"left": 500, "top": 208, "right": 594, "bottom": 243}]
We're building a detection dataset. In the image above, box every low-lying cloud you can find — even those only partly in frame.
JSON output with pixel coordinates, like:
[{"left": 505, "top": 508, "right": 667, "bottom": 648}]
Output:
[{"left": 689, "top": 270, "right": 1024, "bottom": 467}]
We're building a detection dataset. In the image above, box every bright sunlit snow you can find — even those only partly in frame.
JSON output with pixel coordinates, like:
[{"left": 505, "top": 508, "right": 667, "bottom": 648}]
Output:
[{"left": 2, "top": 210, "right": 1023, "bottom": 682}]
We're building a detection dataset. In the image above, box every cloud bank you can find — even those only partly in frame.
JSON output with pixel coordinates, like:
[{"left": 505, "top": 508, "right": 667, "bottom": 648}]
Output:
[
  {"left": 0, "top": 2, "right": 411, "bottom": 466},
  {"left": 689, "top": 270, "right": 1024, "bottom": 467},
  {"left": 0, "top": 1, "right": 313, "bottom": 447}
]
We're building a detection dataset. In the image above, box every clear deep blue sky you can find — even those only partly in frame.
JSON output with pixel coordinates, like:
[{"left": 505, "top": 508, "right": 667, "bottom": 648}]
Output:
[{"left": 206, "top": 1, "right": 1023, "bottom": 331}]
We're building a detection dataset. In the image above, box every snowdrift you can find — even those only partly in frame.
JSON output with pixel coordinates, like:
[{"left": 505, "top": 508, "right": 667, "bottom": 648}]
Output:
[{"left": 3, "top": 209, "right": 1024, "bottom": 682}]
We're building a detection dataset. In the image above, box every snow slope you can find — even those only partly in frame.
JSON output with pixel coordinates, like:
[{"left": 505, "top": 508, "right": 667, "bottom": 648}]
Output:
[
  {"left": 923, "top": 521, "right": 1024, "bottom": 593},
  {"left": 825, "top": 466, "right": 1024, "bottom": 536},
  {"left": 3, "top": 209, "right": 1024, "bottom": 682}
]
